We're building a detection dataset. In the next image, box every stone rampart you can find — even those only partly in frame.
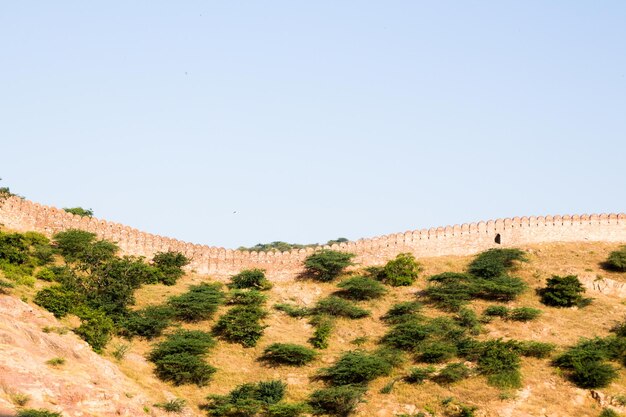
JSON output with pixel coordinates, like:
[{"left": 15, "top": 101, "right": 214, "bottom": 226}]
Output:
[{"left": 1, "top": 196, "right": 625, "bottom": 279}]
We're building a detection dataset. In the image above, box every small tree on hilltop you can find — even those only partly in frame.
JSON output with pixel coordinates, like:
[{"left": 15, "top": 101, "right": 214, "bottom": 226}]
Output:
[
  {"left": 377, "top": 252, "right": 422, "bottom": 286},
  {"left": 303, "top": 250, "right": 355, "bottom": 282},
  {"left": 605, "top": 246, "right": 626, "bottom": 272}
]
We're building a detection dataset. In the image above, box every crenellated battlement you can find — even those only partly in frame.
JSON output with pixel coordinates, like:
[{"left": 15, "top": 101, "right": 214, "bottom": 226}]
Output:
[{"left": 1, "top": 196, "right": 625, "bottom": 279}]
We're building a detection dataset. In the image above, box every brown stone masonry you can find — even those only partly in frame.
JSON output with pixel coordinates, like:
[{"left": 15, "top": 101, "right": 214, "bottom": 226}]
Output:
[{"left": 1, "top": 196, "right": 625, "bottom": 280}]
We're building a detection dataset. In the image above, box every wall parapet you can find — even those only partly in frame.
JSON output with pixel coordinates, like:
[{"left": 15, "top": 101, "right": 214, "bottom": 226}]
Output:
[{"left": 1, "top": 196, "right": 625, "bottom": 278}]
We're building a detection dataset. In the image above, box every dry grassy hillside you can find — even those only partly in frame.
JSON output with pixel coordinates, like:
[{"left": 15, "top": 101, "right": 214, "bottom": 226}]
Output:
[{"left": 4, "top": 240, "right": 626, "bottom": 417}]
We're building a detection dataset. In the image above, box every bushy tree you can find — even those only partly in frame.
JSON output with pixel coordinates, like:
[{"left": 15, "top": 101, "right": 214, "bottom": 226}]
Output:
[
  {"left": 380, "top": 301, "right": 423, "bottom": 324},
  {"left": 317, "top": 351, "right": 393, "bottom": 386},
  {"left": 606, "top": 246, "right": 626, "bottom": 272},
  {"left": 538, "top": 275, "right": 589, "bottom": 307},
  {"left": 304, "top": 250, "right": 355, "bottom": 282},
  {"left": 336, "top": 276, "right": 386, "bottom": 300},
  {"left": 203, "top": 380, "right": 286, "bottom": 416},
  {"left": 260, "top": 343, "right": 318, "bottom": 366},
  {"left": 168, "top": 283, "right": 224, "bottom": 322},
  {"left": 151, "top": 251, "right": 190, "bottom": 285},
  {"left": 309, "top": 315, "right": 334, "bottom": 349},
  {"left": 213, "top": 304, "right": 267, "bottom": 347},
  {"left": 74, "top": 307, "right": 114, "bottom": 353},
  {"left": 468, "top": 248, "right": 526, "bottom": 279},
  {"left": 118, "top": 305, "right": 175, "bottom": 339},
  {"left": 377, "top": 253, "right": 422, "bottom": 286},
  {"left": 312, "top": 296, "right": 370, "bottom": 318},
  {"left": 433, "top": 362, "right": 471, "bottom": 385},
  {"left": 308, "top": 385, "right": 366, "bottom": 417},
  {"left": 229, "top": 268, "right": 272, "bottom": 290},
  {"left": 53, "top": 230, "right": 117, "bottom": 266},
  {"left": 34, "top": 285, "right": 81, "bottom": 318}
]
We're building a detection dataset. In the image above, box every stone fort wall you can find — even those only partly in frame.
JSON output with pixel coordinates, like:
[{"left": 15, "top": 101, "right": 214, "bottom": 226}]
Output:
[{"left": 1, "top": 196, "right": 625, "bottom": 279}]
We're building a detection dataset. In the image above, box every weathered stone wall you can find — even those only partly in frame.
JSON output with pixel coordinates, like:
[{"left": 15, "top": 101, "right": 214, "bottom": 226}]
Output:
[{"left": 1, "top": 196, "right": 625, "bottom": 279}]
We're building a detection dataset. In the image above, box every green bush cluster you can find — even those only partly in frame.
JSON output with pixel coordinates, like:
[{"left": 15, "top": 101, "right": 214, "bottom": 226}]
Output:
[
  {"left": 312, "top": 296, "right": 370, "bottom": 318},
  {"left": 423, "top": 249, "right": 527, "bottom": 311},
  {"left": 168, "top": 283, "right": 225, "bottom": 322},
  {"left": 316, "top": 350, "right": 394, "bottom": 386},
  {"left": 404, "top": 366, "right": 436, "bottom": 384},
  {"left": 538, "top": 275, "right": 590, "bottom": 307},
  {"left": 213, "top": 304, "right": 267, "bottom": 347},
  {"left": 303, "top": 250, "right": 355, "bottom": 282},
  {"left": 229, "top": 268, "right": 272, "bottom": 290},
  {"left": 373, "top": 253, "right": 422, "bottom": 286},
  {"left": 154, "top": 398, "right": 186, "bottom": 412},
  {"left": 507, "top": 307, "right": 542, "bottom": 322},
  {"left": 605, "top": 246, "right": 626, "bottom": 272},
  {"left": 260, "top": 343, "right": 318, "bottom": 366},
  {"left": 380, "top": 301, "right": 424, "bottom": 325},
  {"left": 34, "top": 285, "right": 82, "bottom": 318},
  {"left": 433, "top": 362, "right": 471, "bottom": 385},
  {"left": 238, "top": 238, "right": 348, "bottom": 253},
  {"left": 309, "top": 315, "right": 334, "bottom": 349},
  {"left": 118, "top": 305, "right": 175, "bottom": 339},
  {"left": 274, "top": 303, "right": 311, "bottom": 318},
  {"left": 308, "top": 385, "right": 366, "bottom": 417},
  {"left": 151, "top": 251, "right": 190, "bottom": 285},
  {"left": 468, "top": 248, "right": 526, "bottom": 279},
  {"left": 0, "top": 231, "right": 54, "bottom": 286},
  {"left": 336, "top": 276, "right": 387, "bottom": 300},
  {"left": 149, "top": 330, "right": 217, "bottom": 386},
  {"left": 553, "top": 337, "right": 624, "bottom": 388},
  {"left": 265, "top": 402, "right": 310, "bottom": 417},
  {"left": 202, "top": 380, "right": 286, "bottom": 416},
  {"left": 73, "top": 307, "right": 115, "bottom": 353},
  {"left": 228, "top": 289, "right": 268, "bottom": 306}
]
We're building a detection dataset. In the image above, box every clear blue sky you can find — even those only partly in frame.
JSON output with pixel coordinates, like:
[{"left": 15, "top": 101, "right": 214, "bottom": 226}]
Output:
[{"left": 1, "top": 2, "right": 625, "bottom": 248}]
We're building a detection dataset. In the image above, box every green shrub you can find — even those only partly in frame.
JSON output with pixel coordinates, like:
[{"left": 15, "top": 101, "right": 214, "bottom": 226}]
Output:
[
  {"left": 227, "top": 289, "right": 268, "bottom": 305},
  {"left": 417, "top": 340, "right": 458, "bottom": 363},
  {"left": 0, "top": 231, "right": 29, "bottom": 265},
  {"left": 513, "top": 341, "right": 556, "bottom": 358},
  {"left": 312, "top": 296, "right": 369, "bottom": 318},
  {"left": 308, "top": 385, "right": 366, "bottom": 417},
  {"left": 260, "top": 343, "right": 317, "bottom": 366},
  {"left": 611, "top": 317, "right": 626, "bottom": 338},
  {"left": 483, "top": 305, "right": 509, "bottom": 317},
  {"left": 309, "top": 315, "right": 334, "bottom": 349},
  {"left": 377, "top": 253, "right": 422, "bottom": 286},
  {"left": 213, "top": 304, "right": 267, "bottom": 347},
  {"left": 274, "top": 303, "right": 311, "bottom": 318},
  {"left": 154, "top": 398, "right": 186, "bottom": 412},
  {"left": 538, "top": 275, "right": 589, "bottom": 307},
  {"left": 229, "top": 268, "right": 272, "bottom": 290},
  {"left": 316, "top": 350, "right": 393, "bottom": 386},
  {"left": 606, "top": 246, "right": 626, "bottom": 272},
  {"left": 202, "top": 380, "right": 286, "bottom": 416},
  {"left": 149, "top": 330, "right": 216, "bottom": 362},
  {"left": 424, "top": 272, "right": 526, "bottom": 311},
  {"left": 17, "top": 410, "right": 63, "bottom": 417},
  {"left": 433, "top": 362, "right": 471, "bottom": 384},
  {"left": 381, "top": 301, "right": 424, "bottom": 324},
  {"left": 336, "top": 276, "right": 387, "bottom": 300},
  {"left": 34, "top": 285, "right": 80, "bottom": 318},
  {"left": 168, "top": 283, "right": 224, "bottom": 322},
  {"left": 507, "top": 307, "right": 541, "bottom": 322},
  {"left": 152, "top": 251, "right": 190, "bottom": 285},
  {"left": 304, "top": 250, "right": 355, "bottom": 282},
  {"left": 405, "top": 366, "right": 436, "bottom": 384},
  {"left": 119, "top": 305, "right": 175, "bottom": 339},
  {"left": 153, "top": 352, "right": 216, "bottom": 386},
  {"left": 149, "top": 330, "right": 217, "bottom": 386},
  {"left": 474, "top": 340, "right": 522, "bottom": 389},
  {"left": 63, "top": 207, "right": 93, "bottom": 217},
  {"left": 53, "top": 229, "right": 118, "bottom": 266},
  {"left": 468, "top": 248, "right": 526, "bottom": 279},
  {"left": 456, "top": 308, "right": 481, "bottom": 335},
  {"left": 599, "top": 408, "right": 621, "bottom": 417},
  {"left": 74, "top": 307, "right": 114, "bottom": 353},
  {"left": 266, "top": 402, "right": 310, "bottom": 417},
  {"left": 381, "top": 320, "right": 431, "bottom": 351},
  {"left": 569, "top": 360, "right": 618, "bottom": 389},
  {"left": 35, "top": 267, "right": 55, "bottom": 282}
]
